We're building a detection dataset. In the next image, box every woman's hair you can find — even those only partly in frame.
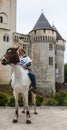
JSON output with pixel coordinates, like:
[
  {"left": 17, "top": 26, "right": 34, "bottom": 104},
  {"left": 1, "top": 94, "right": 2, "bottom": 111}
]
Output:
[{"left": 19, "top": 49, "right": 26, "bottom": 54}]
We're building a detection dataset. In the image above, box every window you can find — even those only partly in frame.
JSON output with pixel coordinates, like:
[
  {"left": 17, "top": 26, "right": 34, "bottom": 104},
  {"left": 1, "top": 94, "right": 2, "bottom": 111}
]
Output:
[
  {"left": 0, "top": 13, "right": 8, "bottom": 23},
  {"left": 55, "top": 63, "right": 57, "bottom": 69},
  {"left": 52, "top": 30, "right": 54, "bottom": 34},
  {"left": 43, "top": 29, "right": 46, "bottom": 33},
  {"left": 43, "top": 36, "right": 44, "bottom": 41},
  {"left": 0, "top": 16, "right": 3, "bottom": 23},
  {"left": 3, "top": 35, "right": 9, "bottom": 42},
  {"left": 3, "top": 36, "right": 6, "bottom": 41},
  {"left": 55, "top": 50, "right": 57, "bottom": 55},
  {"left": 34, "top": 30, "right": 36, "bottom": 34},
  {"left": 49, "top": 44, "right": 53, "bottom": 50},
  {"left": 7, "top": 36, "right": 9, "bottom": 42},
  {"left": 49, "top": 57, "right": 53, "bottom": 66},
  {"left": 45, "top": 36, "right": 47, "bottom": 42},
  {"left": 23, "top": 44, "right": 27, "bottom": 50}
]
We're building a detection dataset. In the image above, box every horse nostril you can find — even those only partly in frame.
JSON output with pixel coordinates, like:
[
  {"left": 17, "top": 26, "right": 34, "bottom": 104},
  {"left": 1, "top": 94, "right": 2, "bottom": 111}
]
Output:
[
  {"left": 1, "top": 57, "right": 6, "bottom": 65},
  {"left": 3, "top": 59, "right": 6, "bottom": 62}
]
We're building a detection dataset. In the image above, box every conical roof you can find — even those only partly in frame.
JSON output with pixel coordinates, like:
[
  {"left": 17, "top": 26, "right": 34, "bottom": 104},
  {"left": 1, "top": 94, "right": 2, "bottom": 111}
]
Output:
[
  {"left": 32, "top": 13, "right": 53, "bottom": 31},
  {"left": 52, "top": 25, "right": 65, "bottom": 41}
]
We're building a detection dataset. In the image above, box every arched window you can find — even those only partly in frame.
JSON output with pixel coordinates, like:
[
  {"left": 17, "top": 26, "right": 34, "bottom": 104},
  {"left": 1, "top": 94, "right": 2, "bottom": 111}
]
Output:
[
  {"left": 43, "top": 36, "right": 44, "bottom": 41},
  {"left": 3, "top": 35, "right": 9, "bottom": 42},
  {"left": 45, "top": 36, "right": 47, "bottom": 42},
  {"left": 49, "top": 57, "right": 53, "bottom": 66},
  {"left": 23, "top": 44, "right": 27, "bottom": 51},
  {"left": 7, "top": 36, "right": 9, "bottom": 42},
  {"left": 49, "top": 44, "right": 53, "bottom": 50},
  {"left": 48, "top": 36, "right": 49, "bottom": 42},
  {"left": 3, "top": 36, "right": 6, "bottom": 41},
  {"left": 0, "top": 16, "right": 3, "bottom": 23},
  {"left": 50, "top": 36, "right": 52, "bottom": 42},
  {"left": 0, "top": 12, "right": 8, "bottom": 23}
]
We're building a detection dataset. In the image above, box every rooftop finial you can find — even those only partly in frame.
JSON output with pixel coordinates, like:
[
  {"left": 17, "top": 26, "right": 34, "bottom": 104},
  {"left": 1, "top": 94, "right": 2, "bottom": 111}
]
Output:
[
  {"left": 52, "top": 21, "right": 54, "bottom": 26},
  {"left": 41, "top": 9, "right": 43, "bottom": 13}
]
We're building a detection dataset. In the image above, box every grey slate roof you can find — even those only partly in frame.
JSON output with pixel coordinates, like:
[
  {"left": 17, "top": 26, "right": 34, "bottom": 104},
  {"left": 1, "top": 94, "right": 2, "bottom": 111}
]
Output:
[
  {"left": 32, "top": 13, "right": 53, "bottom": 31},
  {"left": 52, "top": 25, "right": 65, "bottom": 41}
]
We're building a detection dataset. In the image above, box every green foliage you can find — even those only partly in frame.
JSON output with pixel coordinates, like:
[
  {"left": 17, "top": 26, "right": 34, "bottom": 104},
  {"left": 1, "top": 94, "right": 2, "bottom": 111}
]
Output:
[
  {"left": 53, "top": 91, "right": 66, "bottom": 105},
  {"left": 0, "top": 92, "right": 8, "bottom": 106},
  {"left": 1, "top": 84, "right": 67, "bottom": 107},
  {"left": 45, "top": 99, "right": 58, "bottom": 105},
  {"left": 7, "top": 97, "right": 15, "bottom": 107},
  {"left": 36, "top": 95, "right": 44, "bottom": 106},
  {"left": 64, "top": 63, "right": 67, "bottom": 83},
  {"left": 7, "top": 96, "right": 23, "bottom": 107}
]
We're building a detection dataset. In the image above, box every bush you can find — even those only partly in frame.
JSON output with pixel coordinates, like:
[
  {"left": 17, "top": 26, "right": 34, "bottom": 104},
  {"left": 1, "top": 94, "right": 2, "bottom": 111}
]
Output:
[
  {"left": 7, "top": 96, "right": 15, "bottom": 107},
  {"left": 53, "top": 91, "right": 66, "bottom": 105},
  {"left": 45, "top": 99, "right": 58, "bottom": 106},
  {"left": 36, "top": 95, "right": 44, "bottom": 106},
  {"left": 0, "top": 92, "right": 8, "bottom": 106},
  {"left": 7, "top": 96, "right": 23, "bottom": 107}
]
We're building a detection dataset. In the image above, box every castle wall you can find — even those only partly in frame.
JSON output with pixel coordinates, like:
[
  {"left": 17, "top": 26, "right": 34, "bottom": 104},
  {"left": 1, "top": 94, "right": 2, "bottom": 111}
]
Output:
[
  {"left": 0, "top": 1, "right": 65, "bottom": 91},
  {"left": 55, "top": 40, "right": 65, "bottom": 83},
  {"left": 0, "top": 0, "right": 16, "bottom": 84}
]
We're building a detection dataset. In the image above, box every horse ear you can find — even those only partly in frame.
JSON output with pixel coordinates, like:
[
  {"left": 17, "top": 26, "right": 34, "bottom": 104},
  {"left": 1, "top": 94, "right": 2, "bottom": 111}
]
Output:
[{"left": 15, "top": 46, "right": 19, "bottom": 51}]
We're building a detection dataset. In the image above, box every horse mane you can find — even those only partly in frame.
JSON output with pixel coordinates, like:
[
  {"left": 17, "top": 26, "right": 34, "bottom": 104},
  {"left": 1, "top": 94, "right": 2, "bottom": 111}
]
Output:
[{"left": 7, "top": 47, "right": 20, "bottom": 64}]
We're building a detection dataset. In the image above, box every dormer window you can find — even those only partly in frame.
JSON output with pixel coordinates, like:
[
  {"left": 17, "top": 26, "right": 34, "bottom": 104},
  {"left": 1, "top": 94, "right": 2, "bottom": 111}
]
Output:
[
  {"left": 0, "top": 16, "right": 3, "bottom": 23},
  {"left": 52, "top": 30, "right": 54, "bottom": 34},
  {"left": 34, "top": 30, "right": 36, "bottom": 34},
  {"left": 43, "top": 29, "right": 46, "bottom": 33}
]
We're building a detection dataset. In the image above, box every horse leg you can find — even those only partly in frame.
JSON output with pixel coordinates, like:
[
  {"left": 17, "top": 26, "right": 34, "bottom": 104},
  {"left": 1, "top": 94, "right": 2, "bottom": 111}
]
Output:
[
  {"left": 32, "top": 92, "right": 37, "bottom": 114},
  {"left": 22, "top": 95, "right": 25, "bottom": 113},
  {"left": 13, "top": 91, "right": 19, "bottom": 123},
  {"left": 24, "top": 92, "right": 31, "bottom": 124}
]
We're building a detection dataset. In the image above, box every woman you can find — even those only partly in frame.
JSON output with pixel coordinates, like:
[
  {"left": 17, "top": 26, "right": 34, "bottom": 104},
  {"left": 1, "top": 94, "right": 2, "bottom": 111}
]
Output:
[{"left": 19, "top": 48, "right": 36, "bottom": 90}]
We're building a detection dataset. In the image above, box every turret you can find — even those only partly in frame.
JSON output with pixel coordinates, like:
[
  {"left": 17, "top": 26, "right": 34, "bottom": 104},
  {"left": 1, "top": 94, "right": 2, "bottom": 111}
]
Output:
[
  {"left": 52, "top": 25, "right": 65, "bottom": 83},
  {"left": 29, "top": 13, "right": 56, "bottom": 92}
]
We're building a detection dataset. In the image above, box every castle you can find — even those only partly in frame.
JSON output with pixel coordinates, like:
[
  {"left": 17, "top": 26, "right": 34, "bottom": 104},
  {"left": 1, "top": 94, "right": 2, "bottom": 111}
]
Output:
[{"left": 0, "top": 0, "right": 65, "bottom": 92}]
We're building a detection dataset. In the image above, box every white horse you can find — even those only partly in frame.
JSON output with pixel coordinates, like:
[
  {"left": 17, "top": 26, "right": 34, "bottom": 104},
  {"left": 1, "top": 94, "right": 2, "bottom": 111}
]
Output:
[{"left": 1, "top": 47, "right": 37, "bottom": 124}]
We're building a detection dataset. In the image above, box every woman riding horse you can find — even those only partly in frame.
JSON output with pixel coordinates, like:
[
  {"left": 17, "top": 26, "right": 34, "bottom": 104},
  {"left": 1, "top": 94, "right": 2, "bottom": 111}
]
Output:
[{"left": 1, "top": 47, "right": 37, "bottom": 124}]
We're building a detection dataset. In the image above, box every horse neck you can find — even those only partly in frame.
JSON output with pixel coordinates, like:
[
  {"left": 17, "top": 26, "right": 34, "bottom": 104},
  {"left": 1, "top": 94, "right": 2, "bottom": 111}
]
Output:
[{"left": 12, "top": 64, "right": 25, "bottom": 78}]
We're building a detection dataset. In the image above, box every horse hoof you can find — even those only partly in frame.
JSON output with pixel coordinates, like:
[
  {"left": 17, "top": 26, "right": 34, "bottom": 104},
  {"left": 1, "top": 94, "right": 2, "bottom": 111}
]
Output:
[
  {"left": 34, "top": 112, "right": 38, "bottom": 115},
  {"left": 26, "top": 120, "right": 31, "bottom": 124},
  {"left": 12, "top": 119, "right": 17, "bottom": 123},
  {"left": 22, "top": 110, "right": 25, "bottom": 113}
]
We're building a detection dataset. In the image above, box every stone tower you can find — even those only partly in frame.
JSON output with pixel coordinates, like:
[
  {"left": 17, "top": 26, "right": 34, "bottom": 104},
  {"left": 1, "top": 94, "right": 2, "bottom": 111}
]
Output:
[
  {"left": 53, "top": 25, "right": 65, "bottom": 83},
  {"left": 13, "top": 13, "right": 65, "bottom": 93},
  {"left": 29, "top": 13, "right": 57, "bottom": 92},
  {"left": 0, "top": 0, "right": 16, "bottom": 84}
]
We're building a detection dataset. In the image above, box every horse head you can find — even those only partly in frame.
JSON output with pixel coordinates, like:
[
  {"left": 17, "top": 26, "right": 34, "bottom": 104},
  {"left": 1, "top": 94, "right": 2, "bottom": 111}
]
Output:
[{"left": 1, "top": 47, "right": 20, "bottom": 65}]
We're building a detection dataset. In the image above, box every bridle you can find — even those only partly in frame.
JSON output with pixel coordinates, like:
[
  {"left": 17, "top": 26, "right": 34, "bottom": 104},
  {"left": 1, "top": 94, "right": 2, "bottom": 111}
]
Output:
[{"left": 1, "top": 47, "right": 20, "bottom": 65}]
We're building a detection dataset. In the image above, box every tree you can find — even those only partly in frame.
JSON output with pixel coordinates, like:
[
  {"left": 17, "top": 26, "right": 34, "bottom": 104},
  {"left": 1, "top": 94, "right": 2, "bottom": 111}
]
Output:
[{"left": 64, "top": 63, "right": 67, "bottom": 83}]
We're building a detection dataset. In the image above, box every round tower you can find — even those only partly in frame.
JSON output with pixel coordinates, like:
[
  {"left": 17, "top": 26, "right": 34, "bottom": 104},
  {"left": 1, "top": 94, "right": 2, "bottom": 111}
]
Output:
[
  {"left": 53, "top": 25, "right": 65, "bottom": 83},
  {"left": 29, "top": 13, "right": 56, "bottom": 92}
]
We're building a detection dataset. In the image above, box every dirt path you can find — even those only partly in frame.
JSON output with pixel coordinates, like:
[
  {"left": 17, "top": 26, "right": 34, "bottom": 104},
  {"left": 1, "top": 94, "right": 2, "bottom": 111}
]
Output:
[{"left": 0, "top": 106, "right": 67, "bottom": 130}]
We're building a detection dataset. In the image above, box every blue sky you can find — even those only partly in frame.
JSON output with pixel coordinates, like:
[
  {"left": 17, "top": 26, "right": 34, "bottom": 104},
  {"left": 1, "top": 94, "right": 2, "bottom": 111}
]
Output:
[{"left": 16, "top": 0, "right": 67, "bottom": 63}]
